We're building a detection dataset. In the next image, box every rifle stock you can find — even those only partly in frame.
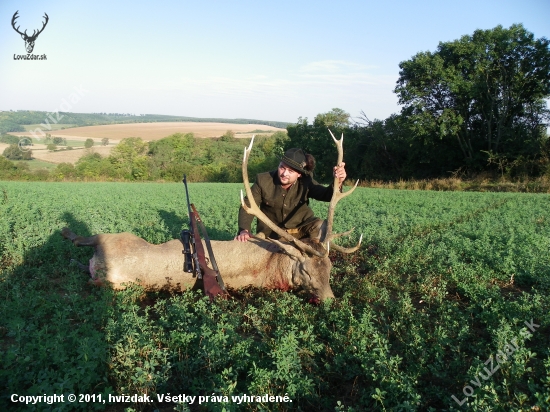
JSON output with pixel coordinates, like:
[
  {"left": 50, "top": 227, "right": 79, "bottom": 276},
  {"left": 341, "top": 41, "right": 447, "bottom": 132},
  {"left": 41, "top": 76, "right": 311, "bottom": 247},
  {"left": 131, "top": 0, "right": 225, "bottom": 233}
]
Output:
[
  {"left": 183, "top": 175, "right": 227, "bottom": 300},
  {"left": 192, "top": 204, "right": 227, "bottom": 293},
  {"left": 189, "top": 209, "right": 227, "bottom": 299}
]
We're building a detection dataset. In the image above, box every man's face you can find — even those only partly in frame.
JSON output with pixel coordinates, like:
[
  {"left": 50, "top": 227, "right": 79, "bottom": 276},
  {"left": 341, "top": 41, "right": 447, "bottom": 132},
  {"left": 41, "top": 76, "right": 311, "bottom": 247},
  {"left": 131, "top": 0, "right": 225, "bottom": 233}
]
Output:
[{"left": 278, "top": 162, "right": 301, "bottom": 186}]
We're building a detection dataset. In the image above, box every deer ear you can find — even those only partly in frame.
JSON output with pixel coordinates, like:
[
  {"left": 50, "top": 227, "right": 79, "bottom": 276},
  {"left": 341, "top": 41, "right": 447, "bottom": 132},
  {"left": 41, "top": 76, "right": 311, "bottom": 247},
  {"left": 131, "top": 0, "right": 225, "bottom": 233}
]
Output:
[{"left": 21, "top": 34, "right": 25, "bottom": 39}]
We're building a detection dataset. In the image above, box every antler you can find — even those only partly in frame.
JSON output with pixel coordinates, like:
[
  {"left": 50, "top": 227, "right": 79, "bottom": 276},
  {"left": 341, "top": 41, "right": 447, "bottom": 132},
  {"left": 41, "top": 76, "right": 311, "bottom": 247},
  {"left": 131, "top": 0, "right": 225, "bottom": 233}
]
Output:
[
  {"left": 29, "top": 13, "right": 49, "bottom": 40},
  {"left": 321, "top": 129, "right": 362, "bottom": 254},
  {"left": 34, "top": 13, "right": 49, "bottom": 38},
  {"left": 11, "top": 11, "right": 49, "bottom": 40},
  {"left": 11, "top": 11, "right": 25, "bottom": 37},
  {"left": 240, "top": 136, "right": 327, "bottom": 258}
]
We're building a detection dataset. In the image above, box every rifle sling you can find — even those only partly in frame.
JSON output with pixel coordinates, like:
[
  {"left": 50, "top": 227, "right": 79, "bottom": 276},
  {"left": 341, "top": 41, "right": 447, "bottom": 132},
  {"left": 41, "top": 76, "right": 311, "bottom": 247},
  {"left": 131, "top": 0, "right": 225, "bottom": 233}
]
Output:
[
  {"left": 191, "top": 204, "right": 227, "bottom": 292},
  {"left": 190, "top": 210, "right": 227, "bottom": 300}
]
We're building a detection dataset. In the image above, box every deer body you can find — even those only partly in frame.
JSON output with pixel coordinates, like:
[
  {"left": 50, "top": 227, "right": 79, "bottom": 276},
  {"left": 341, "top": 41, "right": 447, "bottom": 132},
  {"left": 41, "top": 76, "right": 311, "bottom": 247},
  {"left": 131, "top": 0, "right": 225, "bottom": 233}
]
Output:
[{"left": 62, "top": 228, "right": 334, "bottom": 300}]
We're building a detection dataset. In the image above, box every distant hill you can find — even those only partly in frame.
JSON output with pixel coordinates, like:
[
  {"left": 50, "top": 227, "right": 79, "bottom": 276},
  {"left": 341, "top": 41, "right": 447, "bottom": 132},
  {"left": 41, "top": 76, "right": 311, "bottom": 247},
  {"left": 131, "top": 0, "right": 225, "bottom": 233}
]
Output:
[{"left": 0, "top": 110, "right": 290, "bottom": 134}]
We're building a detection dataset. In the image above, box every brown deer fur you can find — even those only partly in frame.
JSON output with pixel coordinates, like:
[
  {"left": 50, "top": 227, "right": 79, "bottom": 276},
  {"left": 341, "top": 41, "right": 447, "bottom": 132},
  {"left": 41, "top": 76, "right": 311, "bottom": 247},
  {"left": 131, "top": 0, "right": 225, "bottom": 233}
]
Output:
[{"left": 61, "top": 228, "right": 335, "bottom": 300}]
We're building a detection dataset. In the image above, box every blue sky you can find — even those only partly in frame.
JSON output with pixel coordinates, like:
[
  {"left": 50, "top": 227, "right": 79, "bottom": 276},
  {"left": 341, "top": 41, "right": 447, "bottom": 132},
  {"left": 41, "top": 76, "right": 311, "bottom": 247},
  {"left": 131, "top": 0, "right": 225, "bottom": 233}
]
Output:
[{"left": 0, "top": 0, "right": 548, "bottom": 123}]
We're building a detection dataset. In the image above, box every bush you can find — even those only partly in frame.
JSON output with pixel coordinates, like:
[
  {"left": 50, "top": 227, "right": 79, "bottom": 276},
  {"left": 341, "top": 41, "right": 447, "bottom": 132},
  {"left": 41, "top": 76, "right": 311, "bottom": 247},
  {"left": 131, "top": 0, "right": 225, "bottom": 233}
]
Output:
[
  {"left": 0, "top": 156, "right": 16, "bottom": 171},
  {"left": 0, "top": 121, "right": 25, "bottom": 134},
  {"left": 220, "top": 130, "right": 235, "bottom": 142},
  {"left": 84, "top": 138, "right": 94, "bottom": 148},
  {"left": 0, "top": 156, "right": 31, "bottom": 179},
  {"left": 53, "top": 137, "right": 67, "bottom": 146},
  {"left": 2, "top": 144, "right": 32, "bottom": 160},
  {"left": 53, "top": 162, "right": 76, "bottom": 180},
  {"left": 0, "top": 134, "right": 20, "bottom": 144}
]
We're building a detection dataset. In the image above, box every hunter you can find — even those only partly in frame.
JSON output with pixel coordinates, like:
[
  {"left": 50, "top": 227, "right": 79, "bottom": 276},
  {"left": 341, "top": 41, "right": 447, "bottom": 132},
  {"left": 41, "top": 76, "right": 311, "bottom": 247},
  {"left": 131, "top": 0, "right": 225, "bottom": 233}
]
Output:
[{"left": 235, "top": 148, "right": 347, "bottom": 242}]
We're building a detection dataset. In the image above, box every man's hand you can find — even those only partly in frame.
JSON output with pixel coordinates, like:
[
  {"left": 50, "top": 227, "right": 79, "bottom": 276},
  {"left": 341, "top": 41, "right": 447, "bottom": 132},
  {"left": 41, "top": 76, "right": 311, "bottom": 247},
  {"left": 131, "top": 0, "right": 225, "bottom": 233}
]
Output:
[
  {"left": 333, "top": 162, "right": 347, "bottom": 187},
  {"left": 234, "top": 229, "right": 251, "bottom": 242}
]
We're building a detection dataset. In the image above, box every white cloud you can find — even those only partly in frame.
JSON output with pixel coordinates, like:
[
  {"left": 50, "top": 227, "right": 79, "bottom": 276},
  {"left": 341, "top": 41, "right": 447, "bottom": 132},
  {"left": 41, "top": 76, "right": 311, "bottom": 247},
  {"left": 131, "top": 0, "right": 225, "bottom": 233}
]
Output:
[{"left": 298, "top": 60, "right": 376, "bottom": 73}]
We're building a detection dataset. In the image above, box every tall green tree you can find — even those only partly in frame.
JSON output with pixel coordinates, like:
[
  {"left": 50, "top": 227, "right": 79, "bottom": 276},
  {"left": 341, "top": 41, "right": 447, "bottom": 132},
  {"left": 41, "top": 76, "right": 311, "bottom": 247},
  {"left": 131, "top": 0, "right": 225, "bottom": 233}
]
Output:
[
  {"left": 109, "top": 137, "right": 150, "bottom": 179},
  {"left": 395, "top": 24, "right": 550, "bottom": 169},
  {"left": 314, "top": 108, "right": 351, "bottom": 129}
]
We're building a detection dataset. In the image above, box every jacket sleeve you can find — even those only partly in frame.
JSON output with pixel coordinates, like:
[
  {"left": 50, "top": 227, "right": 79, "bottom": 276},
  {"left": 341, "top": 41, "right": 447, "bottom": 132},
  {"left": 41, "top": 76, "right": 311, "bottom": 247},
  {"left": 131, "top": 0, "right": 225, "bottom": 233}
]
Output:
[
  {"left": 237, "top": 175, "right": 263, "bottom": 233},
  {"left": 306, "top": 176, "right": 335, "bottom": 202}
]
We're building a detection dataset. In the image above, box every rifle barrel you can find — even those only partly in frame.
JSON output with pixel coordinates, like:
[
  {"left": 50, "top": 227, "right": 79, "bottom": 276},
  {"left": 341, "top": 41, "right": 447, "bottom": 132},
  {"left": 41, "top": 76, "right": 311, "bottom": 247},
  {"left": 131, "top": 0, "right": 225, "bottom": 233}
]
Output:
[{"left": 183, "top": 175, "right": 202, "bottom": 279}]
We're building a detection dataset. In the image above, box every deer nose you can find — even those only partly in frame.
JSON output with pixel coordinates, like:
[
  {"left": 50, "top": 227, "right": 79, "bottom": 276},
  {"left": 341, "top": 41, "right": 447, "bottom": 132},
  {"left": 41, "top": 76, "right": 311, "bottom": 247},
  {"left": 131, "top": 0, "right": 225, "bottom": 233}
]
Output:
[{"left": 308, "top": 295, "right": 321, "bottom": 305}]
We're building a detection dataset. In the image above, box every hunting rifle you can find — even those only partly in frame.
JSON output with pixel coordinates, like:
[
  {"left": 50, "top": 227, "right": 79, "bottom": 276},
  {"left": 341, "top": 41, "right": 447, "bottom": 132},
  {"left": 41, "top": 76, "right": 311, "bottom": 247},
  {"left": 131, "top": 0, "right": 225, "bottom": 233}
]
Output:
[{"left": 181, "top": 175, "right": 227, "bottom": 299}]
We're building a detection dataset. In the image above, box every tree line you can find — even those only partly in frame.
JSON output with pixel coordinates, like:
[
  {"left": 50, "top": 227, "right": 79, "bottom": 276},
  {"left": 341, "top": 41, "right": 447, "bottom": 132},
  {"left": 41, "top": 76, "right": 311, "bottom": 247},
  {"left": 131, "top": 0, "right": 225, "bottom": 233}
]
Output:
[
  {"left": 286, "top": 24, "right": 550, "bottom": 181},
  {"left": 0, "top": 132, "right": 287, "bottom": 182},
  {"left": 0, "top": 111, "right": 290, "bottom": 134},
  {"left": 1, "top": 24, "right": 549, "bottom": 183}
]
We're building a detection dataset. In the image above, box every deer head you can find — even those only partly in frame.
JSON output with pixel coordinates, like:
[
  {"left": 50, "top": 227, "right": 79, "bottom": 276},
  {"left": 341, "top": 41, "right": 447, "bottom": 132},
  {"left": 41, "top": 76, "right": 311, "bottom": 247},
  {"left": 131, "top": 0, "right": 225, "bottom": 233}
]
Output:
[{"left": 12, "top": 11, "right": 49, "bottom": 54}]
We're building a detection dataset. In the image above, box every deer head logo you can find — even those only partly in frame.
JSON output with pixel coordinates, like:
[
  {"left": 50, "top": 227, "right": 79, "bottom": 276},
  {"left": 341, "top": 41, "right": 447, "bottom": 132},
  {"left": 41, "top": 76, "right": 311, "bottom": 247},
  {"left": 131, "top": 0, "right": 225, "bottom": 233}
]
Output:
[{"left": 11, "top": 11, "right": 49, "bottom": 54}]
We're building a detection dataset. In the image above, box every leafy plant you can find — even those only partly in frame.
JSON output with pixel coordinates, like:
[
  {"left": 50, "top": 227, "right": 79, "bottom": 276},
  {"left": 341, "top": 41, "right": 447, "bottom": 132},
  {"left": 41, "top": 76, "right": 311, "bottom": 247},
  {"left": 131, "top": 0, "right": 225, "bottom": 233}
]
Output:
[{"left": 0, "top": 182, "right": 548, "bottom": 410}]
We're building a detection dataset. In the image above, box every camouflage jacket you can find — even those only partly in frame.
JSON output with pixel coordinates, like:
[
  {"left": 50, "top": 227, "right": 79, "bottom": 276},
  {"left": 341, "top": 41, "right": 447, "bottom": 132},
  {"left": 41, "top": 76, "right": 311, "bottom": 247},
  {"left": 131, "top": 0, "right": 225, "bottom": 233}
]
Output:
[{"left": 238, "top": 171, "right": 334, "bottom": 237}]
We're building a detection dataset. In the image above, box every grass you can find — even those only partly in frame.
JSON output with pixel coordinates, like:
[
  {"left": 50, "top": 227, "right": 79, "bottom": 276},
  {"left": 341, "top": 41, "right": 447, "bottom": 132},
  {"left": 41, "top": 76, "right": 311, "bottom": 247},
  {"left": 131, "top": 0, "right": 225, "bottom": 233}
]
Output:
[
  {"left": 22, "top": 124, "right": 77, "bottom": 131},
  {"left": 16, "top": 137, "right": 108, "bottom": 147},
  {"left": 14, "top": 159, "right": 58, "bottom": 170},
  {"left": 358, "top": 175, "right": 550, "bottom": 193},
  {"left": 64, "top": 140, "right": 87, "bottom": 146},
  {"left": 0, "top": 181, "right": 549, "bottom": 411}
]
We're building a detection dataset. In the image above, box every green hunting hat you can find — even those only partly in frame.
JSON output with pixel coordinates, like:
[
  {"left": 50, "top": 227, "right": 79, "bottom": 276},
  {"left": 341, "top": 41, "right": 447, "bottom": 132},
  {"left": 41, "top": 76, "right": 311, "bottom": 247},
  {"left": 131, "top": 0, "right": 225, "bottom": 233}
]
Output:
[{"left": 281, "top": 148, "right": 307, "bottom": 174}]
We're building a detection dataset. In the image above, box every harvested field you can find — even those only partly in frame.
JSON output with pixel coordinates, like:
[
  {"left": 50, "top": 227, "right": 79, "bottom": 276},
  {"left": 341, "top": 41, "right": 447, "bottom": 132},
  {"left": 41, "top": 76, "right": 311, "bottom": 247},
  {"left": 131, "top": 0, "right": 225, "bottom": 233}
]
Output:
[
  {"left": 3, "top": 122, "right": 285, "bottom": 165},
  {"left": 31, "top": 146, "right": 114, "bottom": 164},
  {"left": 9, "top": 122, "right": 284, "bottom": 142},
  {"left": 0, "top": 143, "right": 10, "bottom": 154},
  {"left": 0, "top": 142, "right": 113, "bottom": 164}
]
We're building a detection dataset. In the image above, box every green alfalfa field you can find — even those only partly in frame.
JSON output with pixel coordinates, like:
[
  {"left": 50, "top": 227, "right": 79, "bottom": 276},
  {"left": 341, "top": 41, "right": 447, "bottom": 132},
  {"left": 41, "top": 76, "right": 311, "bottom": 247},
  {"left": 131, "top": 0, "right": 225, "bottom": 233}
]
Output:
[{"left": 0, "top": 181, "right": 549, "bottom": 411}]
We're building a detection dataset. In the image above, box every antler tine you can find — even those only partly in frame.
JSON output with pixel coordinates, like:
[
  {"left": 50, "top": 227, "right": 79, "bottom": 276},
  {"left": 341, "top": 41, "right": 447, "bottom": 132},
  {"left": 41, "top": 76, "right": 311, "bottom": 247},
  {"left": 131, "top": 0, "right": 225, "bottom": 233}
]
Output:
[
  {"left": 31, "top": 13, "right": 49, "bottom": 39},
  {"left": 322, "top": 130, "right": 360, "bottom": 252},
  {"left": 241, "top": 136, "right": 326, "bottom": 258},
  {"left": 11, "top": 11, "right": 25, "bottom": 36},
  {"left": 328, "top": 129, "right": 344, "bottom": 164},
  {"left": 329, "top": 234, "right": 363, "bottom": 254},
  {"left": 330, "top": 227, "right": 355, "bottom": 239},
  {"left": 38, "top": 13, "right": 49, "bottom": 35}
]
